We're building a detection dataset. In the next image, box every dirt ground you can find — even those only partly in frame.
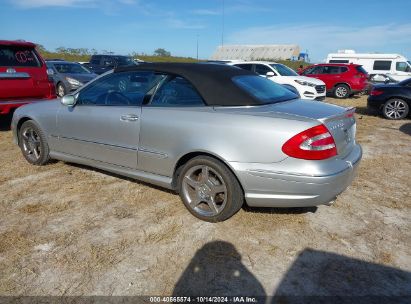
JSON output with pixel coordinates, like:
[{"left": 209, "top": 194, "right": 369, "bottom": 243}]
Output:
[{"left": 0, "top": 95, "right": 410, "bottom": 298}]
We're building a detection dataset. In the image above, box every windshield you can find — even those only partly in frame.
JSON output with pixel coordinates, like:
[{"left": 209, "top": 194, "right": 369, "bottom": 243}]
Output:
[
  {"left": 53, "top": 63, "right": 92, "bottom": 74},
  {"left": 232, "top": 75, "right": 298, "bottom": 104},
  {"left": 270, "top": 64, "right": 298, "bottom": 76}
]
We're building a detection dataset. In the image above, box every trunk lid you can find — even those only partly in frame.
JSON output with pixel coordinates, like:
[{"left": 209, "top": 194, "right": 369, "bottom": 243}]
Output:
[
  {"left": 266, "top": 99, "right": 356, "bottom": 158},
  {"left": 215, "top": 99, "right": 357, "bottom": 158}
]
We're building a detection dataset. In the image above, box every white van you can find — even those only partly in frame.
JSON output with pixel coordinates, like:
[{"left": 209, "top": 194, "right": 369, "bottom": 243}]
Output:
[{"left": 326, "top": 50, "right": 411, "bottom": 81}]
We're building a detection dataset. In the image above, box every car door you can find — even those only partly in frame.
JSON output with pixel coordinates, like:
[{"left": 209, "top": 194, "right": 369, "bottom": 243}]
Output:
[
  {"left": 55, "top": 71, "right": 155, "bottom": 168},
  {"left": 138, "top": 75, "right": 206, "bottom": 176},
  {"left": 303, "top": 66, "right": 331, "bottom": 89}
]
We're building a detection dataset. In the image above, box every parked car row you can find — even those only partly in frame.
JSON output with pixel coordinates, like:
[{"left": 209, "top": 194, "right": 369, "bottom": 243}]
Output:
[
  {"left": 326, "top": 50, "right": 411, "bottom": 82},
  {"left": 83, "top": 54, "right": 138, "bottom": 75},
  {"left": 1, "top": 39, "right": 410, "bottom": 121}
]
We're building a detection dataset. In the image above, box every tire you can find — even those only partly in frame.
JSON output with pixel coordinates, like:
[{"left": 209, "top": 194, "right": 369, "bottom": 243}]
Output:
[
  {"left": 177, "top": 156, "right": 243, "bottom": 222},
  {"left": 18, "top": 120, "right": 50, "bottom": 165},
  {"left": 56, "top": 82, "right": 66, "bottom": 97},
  {"left": 333, "top": 84, "right": 350, "bottom": 99},
  {"left": 382, "top": 98, "right": 409, "bottom": 120}
]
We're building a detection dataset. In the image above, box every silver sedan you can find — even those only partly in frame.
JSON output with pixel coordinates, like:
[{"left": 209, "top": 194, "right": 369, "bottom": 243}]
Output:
[{"left": 11, "top": 63, "right": 362, "bottom": 222}]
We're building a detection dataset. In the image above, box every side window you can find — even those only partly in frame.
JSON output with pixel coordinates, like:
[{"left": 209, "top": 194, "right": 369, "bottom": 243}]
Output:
[
  {"left": 340, "top": 67, "right": 348, "bottom": 73},
  {"left": 90, "top": 56, "right": 100, "bottom": 65},
  {"left": 308, "top": 66, "right": 324, "bottom": 75},
  {"left": 77, "top": 71, "right": 165, "bottom": 106},
  {"left": 150, "top": 76, "right": 205, "bottom": 107},
  {"left": 373, "top": 60, "right": 392, "bottom": 71},
  {"left": 301, "top": 66, "right": 315, "bottom": 75},
  {"left": 254, "top": 64, "right": 272, "bottom": 76},
  {"left": 326, "top": 66, "right": 341, "bottom": 74},
  {"left": 235, "top": 64, "right": 253, "bottom": 71},
  {"left": 396, "top": 62, "right": 408, "bottom": 72}
]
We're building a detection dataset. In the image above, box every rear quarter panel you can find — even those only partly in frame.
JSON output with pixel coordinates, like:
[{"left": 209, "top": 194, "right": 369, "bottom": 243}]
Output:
[{"left": 138, "top": 106, "right": 316, "bottom": 177}]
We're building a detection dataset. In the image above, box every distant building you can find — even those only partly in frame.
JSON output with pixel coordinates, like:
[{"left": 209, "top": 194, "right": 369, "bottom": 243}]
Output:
[{"left": 210, "top": 44, "right": 301, "bottom": 61}]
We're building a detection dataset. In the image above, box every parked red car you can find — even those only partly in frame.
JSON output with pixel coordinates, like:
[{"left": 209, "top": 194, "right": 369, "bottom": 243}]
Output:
[
  {"left": 299, "top": 63, "right": 368, "bottom": 98},
  {"left": 0, "top": 40, "right": 56, "bottom": 115}
]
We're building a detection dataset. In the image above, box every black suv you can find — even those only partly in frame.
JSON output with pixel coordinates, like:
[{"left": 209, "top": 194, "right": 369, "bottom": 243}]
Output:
[{"left": 84, "top": 55, "right": 137, "bottom": 75}]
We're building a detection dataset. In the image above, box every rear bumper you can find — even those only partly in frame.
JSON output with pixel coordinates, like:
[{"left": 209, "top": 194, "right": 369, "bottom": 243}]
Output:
[
  {"left": 0, "top": 99, "right": 51, "bottom": 115},
  {"left": 229, "top": 144, "right": 362, "bottom": 208},
  {"left": 367, "top": 95, "right": 385, "bottom": 111}
]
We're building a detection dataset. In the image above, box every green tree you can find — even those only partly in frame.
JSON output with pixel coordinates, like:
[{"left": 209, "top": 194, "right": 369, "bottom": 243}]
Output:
[{"left": 154, "top": 48, "right": 171, "bottom": 57}]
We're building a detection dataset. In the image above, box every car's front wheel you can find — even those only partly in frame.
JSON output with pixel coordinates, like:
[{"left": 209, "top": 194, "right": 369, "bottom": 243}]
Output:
[
  {"left": 18, "top": 120, "right": 50, "bottom": 165},
  {"left": 56, "top": 82, "right": 66, "bottom": 97},
  {"left": 333, "top": 84, "right": 350, "bottom": 99},
  {"left": 178, "top": 156, "right": 243, "bottom": 222},
  {"left": 382, "top": 98, "right": 409, "bottom": 120}
]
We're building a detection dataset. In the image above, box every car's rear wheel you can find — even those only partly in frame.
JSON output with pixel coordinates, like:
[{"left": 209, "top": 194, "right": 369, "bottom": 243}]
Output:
[
  {"left": 382, "top": 98, "right": 409, "bottom": 120},
  {"left": 18, "top": 121, "right": 50, "bottom": 165},
  {"left": 178, "top": 156, "right": 243, "bottom": 222},
  {"left": 57, "top": 82, "right": 66, "bottom": 97},
  {"left": 334, "top": 84, "right": 350, "bottom": 99}
]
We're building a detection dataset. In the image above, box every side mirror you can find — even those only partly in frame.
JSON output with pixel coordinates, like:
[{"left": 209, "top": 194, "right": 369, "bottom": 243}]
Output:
[
  {"left": 61, "top": 95, "right": 76, "bottom": 106},
  {"left": 47, "top": 68, "right": 55, "bottom": 76},
  {"left": 266, "top": 71, "right": 275, "bottom": 77}
]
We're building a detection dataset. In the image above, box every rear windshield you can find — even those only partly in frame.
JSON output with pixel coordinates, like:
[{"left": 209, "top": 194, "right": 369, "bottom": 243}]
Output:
[
  {"left": 356, "top": 66, "right": 368, "bottom": 74},
  {"left": 0, "top": 46, "right": 41, "bottom": 67},
  {"left": 232, "top": 75, "right": 298, "bottom": 104}
]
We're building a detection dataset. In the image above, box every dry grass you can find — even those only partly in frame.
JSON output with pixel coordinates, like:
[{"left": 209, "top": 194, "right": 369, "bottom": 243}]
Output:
[{"left": 0, "top": 95, "right": 410, "bottom": 296}]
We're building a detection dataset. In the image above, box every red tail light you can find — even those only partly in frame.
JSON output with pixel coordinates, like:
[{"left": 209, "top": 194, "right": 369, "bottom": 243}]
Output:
[
  {"left": 354, "top": 73, "right": 366, "bottom": 78},
  {"left": 282, "top": 124, "right": 337, "bottom": 160},
  {"left": 370, "top": 89, "right": 384, "bottom": 96}
]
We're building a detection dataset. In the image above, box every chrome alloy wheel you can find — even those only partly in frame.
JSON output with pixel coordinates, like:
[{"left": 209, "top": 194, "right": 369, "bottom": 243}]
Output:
[
  {"left": 57, "top": 84, "right": 65, "bottom": 97},
  {"left": 384, "top": 99, "right": 407, "bottom": 119},
  {"left": 335, "top": 86, "right": 348, "bottom": 98},
  {"left": 181, "top": 165, "right": 228, "bottom": 217},
  {"left": 21, "top": 127, "right": 42, "bottom": 162}
]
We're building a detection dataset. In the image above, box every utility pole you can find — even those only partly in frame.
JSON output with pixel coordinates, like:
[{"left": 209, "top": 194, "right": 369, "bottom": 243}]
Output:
[
  {"left": 221, "top": 0, "right": 225, "bottom": 47},
  {"left": 196, "top": 34, "right": 199, "bottom": 61}
]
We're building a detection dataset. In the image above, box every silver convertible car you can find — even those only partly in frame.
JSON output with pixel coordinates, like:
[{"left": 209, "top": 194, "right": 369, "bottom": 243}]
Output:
[{"left": 11, "top": 63, "right": 362, "bottom": 222}]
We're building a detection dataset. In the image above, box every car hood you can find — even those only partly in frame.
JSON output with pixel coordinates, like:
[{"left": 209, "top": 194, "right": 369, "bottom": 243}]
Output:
[
  {"left": 286, "top": 76, "right": 325, "bottom": 85},
  {"left": 62, "top": 73, "right": 97, "bottom": 83}
]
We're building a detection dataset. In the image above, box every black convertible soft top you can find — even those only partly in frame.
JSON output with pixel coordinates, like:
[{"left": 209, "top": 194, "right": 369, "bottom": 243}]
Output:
[{"left": 115, "top": 62, "right": 260, "bottom": 106}]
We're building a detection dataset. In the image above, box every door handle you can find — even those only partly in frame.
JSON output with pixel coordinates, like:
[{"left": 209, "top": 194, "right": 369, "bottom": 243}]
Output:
[{"left": 120, "top": 114, "right": 139, "bottom": 122}]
